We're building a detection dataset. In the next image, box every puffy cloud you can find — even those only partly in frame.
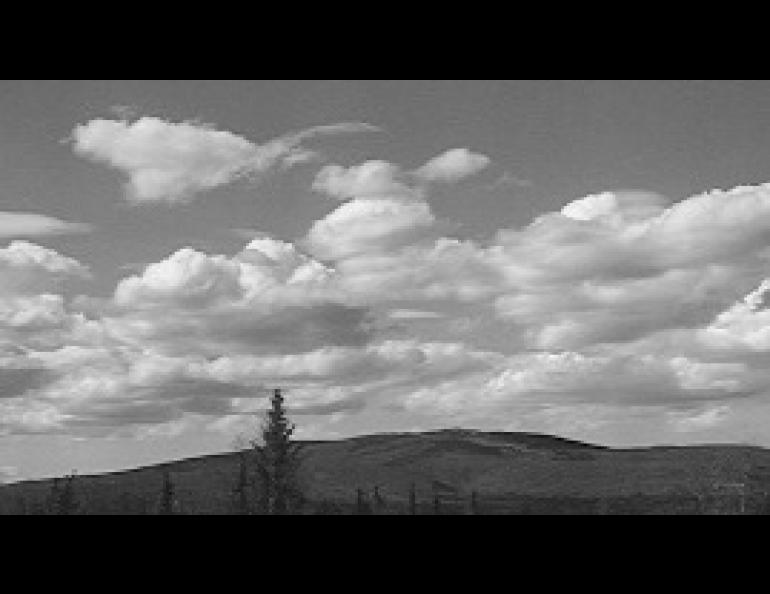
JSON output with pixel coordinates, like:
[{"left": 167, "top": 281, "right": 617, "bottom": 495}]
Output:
[
  {"left": 560, "top": 190, "right": 667, "bottom": 224},
  {"left": 17, "top": 143, "right": 770, "bottom": 445},
  {"left": 0, "top": 294, "right": 69, "bottom": 330},
  {"left": 114, "top": 248, "right": 244, "bottom": 309},
  {"left": 335, "top": 238, "right": 503, "bottom": 303},
  {"left": 108, "top": 240, "right": 371, "bottom": 358},
  {"left": 486, "top": 183, "right": 770, "bottom": 350},
  {"left": 0, "top": 241, "right": 89, "bottom": 295},
  {"left": 304, "top": 198, "right": 436, "bottom": 260},
  {"left": 306, "top": 149, "right": 493, "bottom": 262},
  {"left": 114, "top": 239, "right": 334, "bottom": 311},
  {"left": 71, "top": 117, "right": 378, "bottom": 204},
  {"left": 0, "top": 211, "right": 91, "bottom": 238},
  {"left": 312, "top": 161, "right": 419, "bottom": 201},
  {"left": 414, "top": 148, "right": 490, "bottom": 183},
  {"left": 312, "top": 148, "right": 490, "bottom": 202},
  {"left": 699, "top": 280, "right": 770, "bottom": 351}
]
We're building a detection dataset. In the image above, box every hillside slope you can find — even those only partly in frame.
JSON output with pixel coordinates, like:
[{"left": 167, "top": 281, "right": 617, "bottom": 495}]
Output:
[{"left": 3, "top": 429, "right": 770, "bottom": 514}]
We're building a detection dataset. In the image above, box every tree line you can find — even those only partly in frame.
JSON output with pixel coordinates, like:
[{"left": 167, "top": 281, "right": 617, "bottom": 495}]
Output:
[{"left": 7, "top": 388, "right": 770, "bottom": 514}]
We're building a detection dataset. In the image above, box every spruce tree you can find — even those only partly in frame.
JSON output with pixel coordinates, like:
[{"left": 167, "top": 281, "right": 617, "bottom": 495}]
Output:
[
  {"left": 373, "top": 485, "right": 385, "bottom": 514},
  {"left": 158, "top": 469, "right": 175, "bottom": 515},
  {"left": 232, "top": 450, "right": 250, "bottom": 515},
  {"left": 355, "top": 487, "right": 371, "bottom": 515},
  {"left": 50, "top": 474, "right": 78, "bottom": 515},
  {"left": 251, "top": 388, "right": 303, "bottom": 515},
  {"left": 469, "top": 490, "right": 479, "bottom": 515},
  {"left": 433, "top": 492, "right": 441, "bottom": 515}
]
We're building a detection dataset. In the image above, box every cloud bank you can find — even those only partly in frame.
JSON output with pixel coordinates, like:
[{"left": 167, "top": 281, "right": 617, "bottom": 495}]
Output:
[{"left": 7, "top": 130, "right": 770, "bottom": 447}]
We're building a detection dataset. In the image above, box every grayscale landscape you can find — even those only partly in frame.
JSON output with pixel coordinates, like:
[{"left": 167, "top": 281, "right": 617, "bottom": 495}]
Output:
[{"left": 2, "top": 80, "right": 770, "bottom": 514}]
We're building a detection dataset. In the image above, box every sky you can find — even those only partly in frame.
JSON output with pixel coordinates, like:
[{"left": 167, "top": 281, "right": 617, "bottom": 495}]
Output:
[{"left": 4, "top": 79, "right": 770, "bottom": 481}]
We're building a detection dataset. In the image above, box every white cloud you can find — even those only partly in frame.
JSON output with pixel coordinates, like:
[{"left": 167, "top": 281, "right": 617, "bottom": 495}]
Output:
[
  {"left": 415, "top": 148, "right": 490, "bottom": 183},
  {"left": 313, "top": 161, "right": 418, "bottom": 201},
  {"left": 0, "top": 241, "right": 90, "bottom": 295},
  {"left": 304, "top": 198, "right": 436, "bottom": 260},
  {"left": 486, "top": 183, "right": 770, "bottom": 351},
  {"left": 312, "top": 148, "right": 491, "bottom": 202},
  {"left": 0, "top": 211, "right": 91, "bottom": 238},
  {"left": 699, "top": 280, "right": 770, "bottom": 351},
  {"left": 16, "top": 142, "right": 770, "bottom": 444},
  {"left": 71, "top": 117, "right": 378, "bottom": 204}
]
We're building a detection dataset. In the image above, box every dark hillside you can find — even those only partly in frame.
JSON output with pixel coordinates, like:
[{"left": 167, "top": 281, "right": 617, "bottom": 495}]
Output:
[{"left": 2, "top": 430, "right": 769, "bottom": 514}]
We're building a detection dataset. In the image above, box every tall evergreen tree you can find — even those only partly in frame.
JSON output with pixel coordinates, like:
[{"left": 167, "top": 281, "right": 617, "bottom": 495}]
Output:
[{"left": 251, "top": 388, "right": 303, "bottom": 515}]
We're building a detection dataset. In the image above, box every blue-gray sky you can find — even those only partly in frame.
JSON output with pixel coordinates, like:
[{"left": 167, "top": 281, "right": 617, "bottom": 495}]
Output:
[{"left": 4, "top": 80, "right": 770, "bottom": 481}]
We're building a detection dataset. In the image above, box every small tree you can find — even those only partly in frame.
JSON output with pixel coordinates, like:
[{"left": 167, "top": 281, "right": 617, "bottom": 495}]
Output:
[
  {"left": 158, "top": 469, "right": 176, "bottom": 515},
  {"left": 252, "top": 388, "right": 304, "bottom": 515},
  {"left": 433, "top": 492, "right": 441, "bottom": 515},
  {"left": 49, "top": 473, "right": 79, "bottom": 515},
  {"left": 469, "top": 490, "right": 479, "bottom": 515},
  {"left": 232, "top": 451, "right": 251, "bottom": 515},
  {"left": 373, "top": 485, "right": 385, "bottom": 514},
  {"left": 355, "top": 488, "right": 371, "bottom": 515},
  {"left": 408, "top": 483, "right": 417, "bottom": 515}
]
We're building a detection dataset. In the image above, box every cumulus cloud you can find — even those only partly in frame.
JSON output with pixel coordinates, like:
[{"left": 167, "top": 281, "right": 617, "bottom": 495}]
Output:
[
  {"left": 16, "top": 140, "right": 770, "bottom": 444},
  {"left": 306, "top": 148, "right": 491, "bottom": 262},
  {"left": 0, "top": 241, "right": 90, "bottom": 295},
  {"left": 106, "top": 240, "right": 372, "bottom": 359},
  {"left": 699, "top": 280, "right": 770, "bottom": 351},
  {"left": 304, "top": 198, "right": 437, "bottom": 260},
  {"left": 0, "top": 212, "right": 91, "bottom": 238},
  {"left": 313, "top": 161, "right": 419, "bottom": 201},
  {"left": 312, "top": 148, "right": 490, "bottom": 202},
  {"left": 486, "top": 183, "right": 770, "bottom": 350},
  {"left": 414, "top": 148, "right": 490, "bottom": 183},
  {"left": 71, "top": 117, "right": 378, "bottom": 204}
]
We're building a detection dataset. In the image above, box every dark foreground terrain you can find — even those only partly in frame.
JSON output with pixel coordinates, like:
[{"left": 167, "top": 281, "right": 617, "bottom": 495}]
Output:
[{"left": 3, "top": 429, "right": 770, "bottom": 514}]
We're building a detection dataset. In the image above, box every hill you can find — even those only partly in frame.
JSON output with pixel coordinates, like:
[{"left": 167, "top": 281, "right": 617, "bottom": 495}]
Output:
[{"left": 3, "top": 429, "right": 770, "bottom": 514}]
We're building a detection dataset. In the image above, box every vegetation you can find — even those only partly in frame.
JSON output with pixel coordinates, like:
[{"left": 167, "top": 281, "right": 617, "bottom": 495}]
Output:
[
  {"left": 158, "top": 469, "right": 176, "bottom": 515},
  {"left": 251, "top": 388, "right": 304, "bottom": 515},
  {"left": 4, "top": 426, "right": 770, "bottom": 514},
  {"left": 49, "top": 474, "right": 79, "bottom": 515}
]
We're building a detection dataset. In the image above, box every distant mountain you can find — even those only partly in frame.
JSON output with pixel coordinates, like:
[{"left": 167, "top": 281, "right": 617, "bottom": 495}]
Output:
[{"left": 3, "top": 429, "right": 770, "bottom": 514}]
